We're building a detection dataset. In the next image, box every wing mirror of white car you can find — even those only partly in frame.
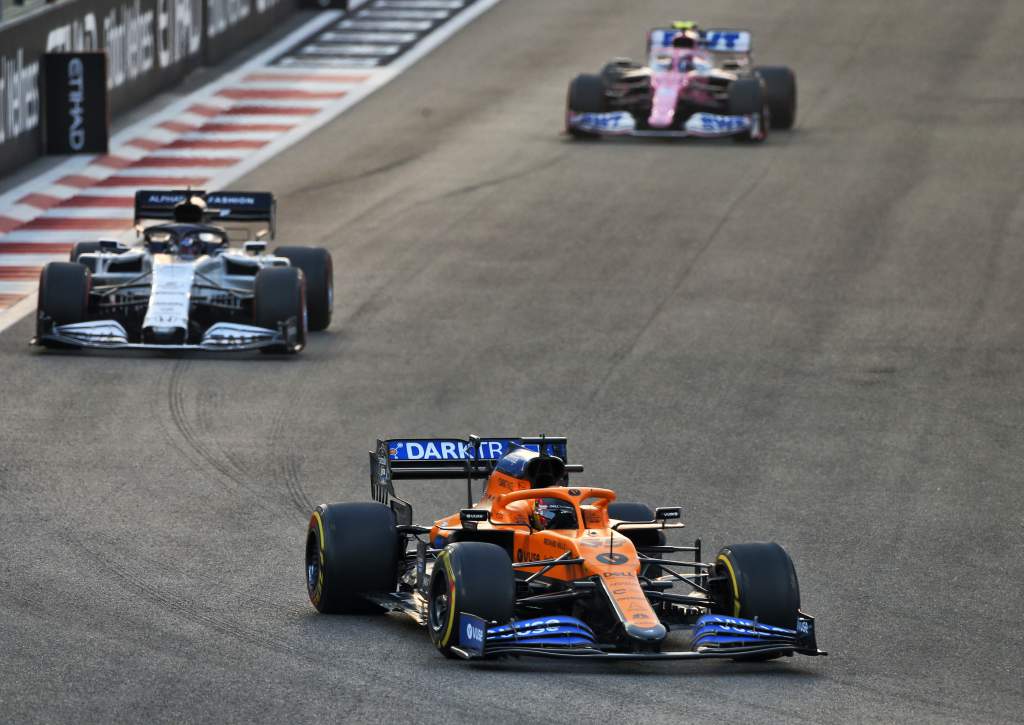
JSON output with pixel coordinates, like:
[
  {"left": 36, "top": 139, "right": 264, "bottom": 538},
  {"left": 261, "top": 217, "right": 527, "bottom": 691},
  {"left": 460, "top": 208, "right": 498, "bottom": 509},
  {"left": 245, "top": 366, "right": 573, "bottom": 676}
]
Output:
[{"left": 243, "top": 241, "right": 267, "bottom": 255}]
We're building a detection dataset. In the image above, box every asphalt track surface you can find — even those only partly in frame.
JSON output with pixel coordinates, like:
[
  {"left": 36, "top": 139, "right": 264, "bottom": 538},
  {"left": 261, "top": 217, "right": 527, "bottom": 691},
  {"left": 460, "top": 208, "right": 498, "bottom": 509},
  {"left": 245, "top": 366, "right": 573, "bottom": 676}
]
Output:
[{"left": 2, "top": 1, "right": 1023, "bottom": 722}]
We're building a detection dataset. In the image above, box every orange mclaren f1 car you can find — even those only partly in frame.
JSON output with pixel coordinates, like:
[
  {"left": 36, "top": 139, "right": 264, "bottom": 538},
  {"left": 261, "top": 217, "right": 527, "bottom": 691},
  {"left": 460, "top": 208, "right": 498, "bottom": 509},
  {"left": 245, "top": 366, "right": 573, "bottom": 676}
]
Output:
[{"left": 305, "top": 436, "right": 826, "bottom": 661}]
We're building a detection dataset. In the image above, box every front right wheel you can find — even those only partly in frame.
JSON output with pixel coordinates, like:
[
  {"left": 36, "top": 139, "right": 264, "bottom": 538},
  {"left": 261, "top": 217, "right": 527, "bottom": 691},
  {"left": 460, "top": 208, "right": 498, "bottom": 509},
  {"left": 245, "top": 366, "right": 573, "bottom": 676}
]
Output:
[
  {"left": 36, "top": 262, "right": 91, "bottom": 343},
  {"left": 427, "top": 542, "right": 514, "bottom": 658},
  {"left": 728, "top": 78, "right": 768, "bottom": 144},
  {"left": 566, "top": 73, "right": 607, "bottom": 139},
  {"left": 253, "top": 266, "right": 307, "bottom": 354},
  {"left": 713, "top": 542, "right": 801, "bottom": 628}
]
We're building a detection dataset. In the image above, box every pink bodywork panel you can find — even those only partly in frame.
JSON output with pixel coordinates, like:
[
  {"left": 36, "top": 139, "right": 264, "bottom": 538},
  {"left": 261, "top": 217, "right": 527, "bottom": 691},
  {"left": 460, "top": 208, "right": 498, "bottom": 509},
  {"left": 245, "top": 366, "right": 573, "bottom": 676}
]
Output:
[{"left": 647, "top": 48, "right": 718, "bottom": 129}]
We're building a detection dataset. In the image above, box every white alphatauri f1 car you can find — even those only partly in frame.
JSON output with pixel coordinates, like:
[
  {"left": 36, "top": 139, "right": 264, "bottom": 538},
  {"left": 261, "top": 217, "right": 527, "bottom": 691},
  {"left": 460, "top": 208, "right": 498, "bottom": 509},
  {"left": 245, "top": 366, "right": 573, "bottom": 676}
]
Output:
[{"left": 33, "top": 190, "right": 333, "bottom": 354}]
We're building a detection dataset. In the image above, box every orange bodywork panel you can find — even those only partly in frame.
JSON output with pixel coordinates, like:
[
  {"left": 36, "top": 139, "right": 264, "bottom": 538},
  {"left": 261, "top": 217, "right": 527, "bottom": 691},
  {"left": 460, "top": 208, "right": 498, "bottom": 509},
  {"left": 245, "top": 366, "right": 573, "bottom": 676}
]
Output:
[{"left": 429, "top": 470, "right": 663, "bottom": 635}]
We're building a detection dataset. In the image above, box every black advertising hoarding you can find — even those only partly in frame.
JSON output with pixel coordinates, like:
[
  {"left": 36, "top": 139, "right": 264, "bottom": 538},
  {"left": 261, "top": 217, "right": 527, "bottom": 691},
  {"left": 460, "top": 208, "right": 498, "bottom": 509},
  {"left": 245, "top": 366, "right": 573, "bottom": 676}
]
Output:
[
  {"left": 0, "top": 0, "right": 300, "bottom": 177},
  {"left": 0, "top": 0, "right": 206, "bottom": 174},
  {"left": 43, "top": 51, "right": 109, "bottom": 154},
  {"left": 300, "top": 0, "right": 347, "bottom": 10},
  {"left": 0, "top": 39, "right": 44, "bottom": 174}
]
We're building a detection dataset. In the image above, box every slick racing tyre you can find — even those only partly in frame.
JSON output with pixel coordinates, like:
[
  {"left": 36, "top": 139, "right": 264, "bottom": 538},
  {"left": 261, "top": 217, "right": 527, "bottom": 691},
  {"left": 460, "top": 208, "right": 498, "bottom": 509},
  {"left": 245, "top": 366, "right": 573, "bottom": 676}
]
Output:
[
  {"left": 713, "top": 542, "right": 800, "bottom": 629},
  {"left": 428, "top": 542, "right": 514, "bottom": 658},
  {"left": 254, "top": 266, "right": 307, "bottom": 354},
  {"left": 273, "top": 246, "right": 333, "bottom": 332},
  {"left": 601, "top": 58, "right": 642, "bottom": 81},
  {"left": 728, "top": 78, "right": 768, "bottom": 144},
  {"left": 608, "top": 502, "right": 665, "bottom": 579},
  {"left": 69, "top": 241, "right": 103, "bottom": 263},
  {"left": 37, "top": 262, "right": 90, "bottom": 342},
  {"left": 306, "top": 502, "right": 400, "bottom": 614},
  {"left": 727, "top": 78, "right": 764, "bottom": 115},
  {"left": 566, "top": 73, "right": 607, "bottom": 139},
  {"left": 755, "top": 65, "right": 797, "bottom": 129}
]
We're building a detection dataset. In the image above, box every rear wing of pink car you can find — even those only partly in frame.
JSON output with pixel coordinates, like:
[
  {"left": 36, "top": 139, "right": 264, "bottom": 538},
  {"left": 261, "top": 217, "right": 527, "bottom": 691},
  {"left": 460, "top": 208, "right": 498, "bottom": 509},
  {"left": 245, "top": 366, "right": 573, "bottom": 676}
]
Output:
[{"left": 647, "top": 27, "right": 753, "bottom": 69}]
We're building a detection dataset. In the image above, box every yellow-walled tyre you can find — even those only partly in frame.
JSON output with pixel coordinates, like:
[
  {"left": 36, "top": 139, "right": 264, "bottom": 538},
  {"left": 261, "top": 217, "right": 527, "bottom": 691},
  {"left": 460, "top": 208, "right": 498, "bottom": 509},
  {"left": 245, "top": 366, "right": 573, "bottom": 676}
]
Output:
[
  {"left": 306, "top": 502, "right": 399, "bottom": 613},
  {"left": 713, "top": 542, "right": 800, "bottom": 628},
  {"left": 427, "top": 542, "right": 514, "bottom": 658}
]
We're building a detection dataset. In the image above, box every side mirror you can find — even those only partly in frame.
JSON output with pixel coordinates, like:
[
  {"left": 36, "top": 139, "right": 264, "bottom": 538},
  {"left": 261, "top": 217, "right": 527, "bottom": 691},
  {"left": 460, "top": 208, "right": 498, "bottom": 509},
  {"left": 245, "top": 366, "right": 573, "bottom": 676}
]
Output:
[
  {"left": 244, "top": 240, "right": 267, "bottom": 255},
  {"left": 459, "top": 509, "right": 489, "bottom": 530},
  {"left": 654, "top": 507, "right": 681, "bottom": 522},
  {"left": 98, "top": 239, "right": 124, "bottom": 252}
]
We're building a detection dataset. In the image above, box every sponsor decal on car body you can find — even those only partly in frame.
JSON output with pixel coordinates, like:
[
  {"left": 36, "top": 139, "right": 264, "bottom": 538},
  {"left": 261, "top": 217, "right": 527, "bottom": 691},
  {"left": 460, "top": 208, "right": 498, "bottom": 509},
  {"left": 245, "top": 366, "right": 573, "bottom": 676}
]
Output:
[
  {"left": 568, "top": 111, "right": 636, "bottom": 133},
  {"left": 684, "top": 112, "right": 751, "bottom": 136}
]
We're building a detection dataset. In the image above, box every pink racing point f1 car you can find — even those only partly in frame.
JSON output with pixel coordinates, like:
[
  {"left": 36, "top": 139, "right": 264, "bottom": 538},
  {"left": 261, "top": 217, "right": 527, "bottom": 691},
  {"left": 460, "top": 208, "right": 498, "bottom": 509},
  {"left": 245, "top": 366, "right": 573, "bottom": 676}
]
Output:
[{"left": 566, "top": 23, "right": 796, "bottom": 143}]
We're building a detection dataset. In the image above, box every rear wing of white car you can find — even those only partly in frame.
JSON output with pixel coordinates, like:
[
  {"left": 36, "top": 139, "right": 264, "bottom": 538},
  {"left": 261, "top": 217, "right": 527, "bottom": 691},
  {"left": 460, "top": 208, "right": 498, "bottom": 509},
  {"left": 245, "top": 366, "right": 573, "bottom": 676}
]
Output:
[{"left": 133, "top": 189, "right": 278, "bottom": 239}]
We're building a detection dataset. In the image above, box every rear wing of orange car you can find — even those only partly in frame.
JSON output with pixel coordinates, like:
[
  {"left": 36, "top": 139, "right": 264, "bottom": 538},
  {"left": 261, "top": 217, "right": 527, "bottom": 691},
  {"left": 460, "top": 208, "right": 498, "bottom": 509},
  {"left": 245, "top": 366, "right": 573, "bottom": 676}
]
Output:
[{"left": 369, "top": 436, "right": 582, "bottom": 521}]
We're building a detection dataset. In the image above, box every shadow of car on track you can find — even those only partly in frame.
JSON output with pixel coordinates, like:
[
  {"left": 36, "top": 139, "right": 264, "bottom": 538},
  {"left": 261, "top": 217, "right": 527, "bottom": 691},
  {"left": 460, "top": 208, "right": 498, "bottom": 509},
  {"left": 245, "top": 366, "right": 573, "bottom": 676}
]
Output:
[
  {"left": 560, "top": 127, "right": 807, "bottom": 147},
  {"left": 465, "top": 657, "right": 827, "bottom": 679},
  {"left": 307, "top": 612, "right": 828, "bottom": 679}
]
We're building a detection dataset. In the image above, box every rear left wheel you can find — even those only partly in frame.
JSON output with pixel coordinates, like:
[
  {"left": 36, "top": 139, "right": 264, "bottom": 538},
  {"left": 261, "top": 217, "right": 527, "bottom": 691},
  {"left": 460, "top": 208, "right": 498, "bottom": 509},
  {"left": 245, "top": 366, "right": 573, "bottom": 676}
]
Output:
[
  {"left": 306, "top": 502, "right": 400, "bottom": 614},
  {"left": 69, "top": 241, "right": 103, "bottom": 263}
]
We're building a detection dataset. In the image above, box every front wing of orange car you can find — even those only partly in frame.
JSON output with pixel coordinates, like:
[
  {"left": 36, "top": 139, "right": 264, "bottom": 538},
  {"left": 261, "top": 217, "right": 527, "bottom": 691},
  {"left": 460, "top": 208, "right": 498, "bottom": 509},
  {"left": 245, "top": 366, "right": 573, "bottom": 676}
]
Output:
[{"left": 452, "top": 612, "right": 826, "bottom": 661}]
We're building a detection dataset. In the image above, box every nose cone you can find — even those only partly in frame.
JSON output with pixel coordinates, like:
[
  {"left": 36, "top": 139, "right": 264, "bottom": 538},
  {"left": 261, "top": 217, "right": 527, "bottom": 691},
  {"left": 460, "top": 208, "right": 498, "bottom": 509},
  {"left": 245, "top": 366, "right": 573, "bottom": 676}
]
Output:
[
  {"left": 648, "top": 108, "right": 676, "bottom": 128},
  {"left": 625, "top": 621, "right": 668, "bottom": 643},
  {"left": 648, "top": 82, "right": 681, "bottom": 129}
]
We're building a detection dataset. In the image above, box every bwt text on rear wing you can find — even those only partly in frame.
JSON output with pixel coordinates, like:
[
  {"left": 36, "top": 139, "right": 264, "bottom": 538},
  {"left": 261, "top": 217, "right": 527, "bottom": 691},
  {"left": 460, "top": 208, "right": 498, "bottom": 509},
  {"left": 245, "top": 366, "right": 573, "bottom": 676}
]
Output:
[
  {"left": 368, "top": 436, "right": 582, "bottom": 515},
  {"left": 133, "top": 189, "right": 277, "bottom": 238},
  {"left": 649, "top": 27, "right": 753, "bottom": 53}
]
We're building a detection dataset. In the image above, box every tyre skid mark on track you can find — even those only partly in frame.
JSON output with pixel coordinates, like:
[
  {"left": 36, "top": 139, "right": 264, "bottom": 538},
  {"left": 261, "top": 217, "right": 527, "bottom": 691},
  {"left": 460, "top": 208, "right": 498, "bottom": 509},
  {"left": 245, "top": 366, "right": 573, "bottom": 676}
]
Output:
[
  {"left": 165, "top": 357, "right": 318, "bottom": 518},
  {"left": 290, "top": 152, "right": 424, "bottom": 196},
  {"left": 266, "top": 378, "right": 318, "bottom": 516},
  {"left": 428, "top": 153, "right": 566, "bottom": 202},
  {"left": 314, "top": 181, "right": 503, "bottom": 337},
  {"left": 163, "top": 360, "right": 287, "bottom": 518},
  {"left": 279, "top": 439, "right": 317, "bottom": 516},
  {"left": 62, "top": 528, "right": 306, "bottom": 658}
]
